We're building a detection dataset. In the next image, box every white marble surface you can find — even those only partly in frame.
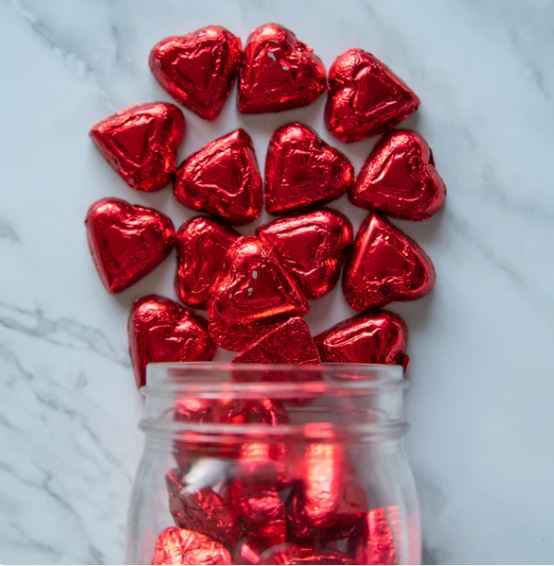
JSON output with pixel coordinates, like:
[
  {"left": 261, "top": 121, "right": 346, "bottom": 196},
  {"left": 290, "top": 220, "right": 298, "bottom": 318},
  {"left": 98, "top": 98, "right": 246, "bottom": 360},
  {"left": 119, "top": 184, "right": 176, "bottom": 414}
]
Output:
[{"left": 1, "top": 0, "right": 553, "bottom": 563}]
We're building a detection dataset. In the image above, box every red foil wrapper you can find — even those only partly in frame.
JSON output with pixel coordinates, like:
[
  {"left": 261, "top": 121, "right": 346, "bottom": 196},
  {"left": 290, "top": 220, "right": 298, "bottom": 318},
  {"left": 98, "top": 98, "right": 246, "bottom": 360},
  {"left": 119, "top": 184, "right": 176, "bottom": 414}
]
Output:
[
  {"left": 232, "top": 317, "right": 320, "bottom": 365},
  {"left": 264, "top": 122, "right": 354, "bottom": 215},
  {"left": 343, "top": 214, "right": 435, "bottom": 311},
  {"left": 165, "top": 469, "right": 240, "bottom": 548},
  {"left": 315, "top": 310, "right": 409, "bottom": 370},
  {"left": 325, "top": 49, "right": 419, "bottom": 143},
  {"left": 175, "top": 216, "right": 239, "bottom": 309},
  {"left": 208, "top": 236, "right": 309, "bottom": 350},
  {"left": 287, "top": 443, "right": 367, "bottom": 540},
  {"left": 173, "top": 129, "right": 262, "bottom": 225},
  {"left": 238, "top": 24, "right": 326, "bottom": 114},
  {"left": 151, "top": 527, "right": 231, "bottom": 565},
  {"left": 128, "top": 295, "right": 216, "bottom": 388},
  {"left": 90, "top": 102, "right": 185, "bottom": 192},
  {"left": 149, "top": 26, "right": 242, "bottom": 120},
  {"left": 351, "top": 130, "right": 446, "bottom": 220},
  {"left": 85, "top": 198, "right": 174, "bottom": 293},
  {"left": 262, "top": 544, "right": 355, "bottom": 565},
  {"left": 348, "top": 507, "right": 397, "bottom": 565},
  {"left": 233, "top": 538, "right": 266, "bottom": 565},
  {"left": 230, "top": 480, "right": 286, "bottom": 547},
  {"left": 257, "top": 209, "right": 353, "bottom": 300},
  {"left": 235, "top": 441, "right": 291, "bottom": 487},
  {"left": 174, "top": 398, "right": 287, "bottom": 461}
]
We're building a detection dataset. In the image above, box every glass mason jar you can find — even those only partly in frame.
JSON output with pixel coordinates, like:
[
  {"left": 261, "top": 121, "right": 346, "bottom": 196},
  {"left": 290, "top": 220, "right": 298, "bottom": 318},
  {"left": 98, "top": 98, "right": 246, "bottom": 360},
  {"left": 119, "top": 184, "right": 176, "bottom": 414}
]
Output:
[{"left": 126, "top": 363, "right": 420, "bottom": 565}]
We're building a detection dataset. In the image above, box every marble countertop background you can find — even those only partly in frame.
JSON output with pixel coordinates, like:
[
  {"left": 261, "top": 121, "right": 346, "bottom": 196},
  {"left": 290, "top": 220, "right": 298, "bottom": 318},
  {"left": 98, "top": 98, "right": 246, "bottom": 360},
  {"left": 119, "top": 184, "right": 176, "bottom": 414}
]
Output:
[{"left": 1, "top": 0, "right": 553, "bottom": 563}]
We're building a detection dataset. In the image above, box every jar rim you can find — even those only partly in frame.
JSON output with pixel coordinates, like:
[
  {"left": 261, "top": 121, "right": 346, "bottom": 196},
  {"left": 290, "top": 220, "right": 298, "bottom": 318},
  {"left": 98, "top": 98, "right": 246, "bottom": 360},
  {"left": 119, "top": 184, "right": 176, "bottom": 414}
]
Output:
[{"left": 143, "top": 362, "right": 406, "bottom": 397}]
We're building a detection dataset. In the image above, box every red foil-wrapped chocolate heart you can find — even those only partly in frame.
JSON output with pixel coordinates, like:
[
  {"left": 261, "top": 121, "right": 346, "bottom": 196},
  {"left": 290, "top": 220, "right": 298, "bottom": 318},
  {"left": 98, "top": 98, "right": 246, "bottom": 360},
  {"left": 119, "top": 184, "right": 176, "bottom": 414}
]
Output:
[
  {"left": 286, "top": 443, "right": 367, "bottom": 540},
  {"left": 128, "top": 295, "right": 215, "bottom": 388},
  {"left": 232, "top": 317, "right": 320, "bottom": 365},
  {"left": 151, "top": 527, "right": 231, "bottom": 565},
  {"left": 174, "top": 129, "right": 263, "bottom": 225},
  {"left": 165, "top": 469, "right": 240, "bottom": 548},
  {"left": 351, "top": 130, "right": 446, "bottom": 220},
  {"left": 85, "top": 198, "right": 174, "bottom": 293},
  {"left": 238, "top": 24, "right": 326, "bottom": 114},
  {"left": 263, "top": 545, "right": 355, "bottom": 565},
  {"left": 230, "top": 480, "right": 286, "bottom": 547},
  {"left": 175, "top": 216, "right": 239, "bottom": 309},
  {"left": 264, "top": 123, "right": 354, "bottom": 215},
  {"left": 149, "top": 26, "right": 242, "bottom": 120},
  {"left": 348, "top": 507, "right": 397, "bottom": 565},
  {"left": 257, "top": 209, "right": 353, "bottom": 300},
  {"left": 90, "top": 102, "right": 185, "bottom": 192},
  {"left": 343, "top": 214, "right": 435, "bottom": 311},
  {"left": 208, "top": 236, "right": 309, "bottom": 350},
  {"left": 315, "top": 310, "right": 409, "bottom": 369},
  {"left": 325, "top": 49, "right": 419, "bottom": 143}
]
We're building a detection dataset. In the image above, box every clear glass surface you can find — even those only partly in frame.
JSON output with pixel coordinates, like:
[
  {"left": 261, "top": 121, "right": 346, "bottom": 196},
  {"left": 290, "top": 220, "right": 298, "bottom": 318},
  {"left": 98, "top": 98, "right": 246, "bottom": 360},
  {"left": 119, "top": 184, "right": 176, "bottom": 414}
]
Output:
[{"left": 126, "top": 363, "right": 421, "bottom": 565}]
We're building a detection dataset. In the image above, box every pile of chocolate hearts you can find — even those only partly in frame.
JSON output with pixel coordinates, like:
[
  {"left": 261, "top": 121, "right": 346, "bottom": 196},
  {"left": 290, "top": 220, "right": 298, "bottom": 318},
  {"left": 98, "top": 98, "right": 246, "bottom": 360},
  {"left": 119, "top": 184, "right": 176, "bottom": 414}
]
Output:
[{"left": 85, "top": 23, "right": 445, "bottom": 389}]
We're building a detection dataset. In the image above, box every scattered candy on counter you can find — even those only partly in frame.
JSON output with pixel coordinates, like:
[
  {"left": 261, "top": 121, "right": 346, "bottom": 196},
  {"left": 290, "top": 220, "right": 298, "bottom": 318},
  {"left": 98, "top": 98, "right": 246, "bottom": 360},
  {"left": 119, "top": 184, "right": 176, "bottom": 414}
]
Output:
[{"left": 85, "top": 22, "right": 446, "bottom": 564}]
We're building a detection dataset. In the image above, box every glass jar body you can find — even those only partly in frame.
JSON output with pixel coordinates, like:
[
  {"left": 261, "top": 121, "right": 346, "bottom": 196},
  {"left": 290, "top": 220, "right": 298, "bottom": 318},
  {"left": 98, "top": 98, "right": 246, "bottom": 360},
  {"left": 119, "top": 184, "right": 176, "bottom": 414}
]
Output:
[{"left": 126, "top": 363, "right": 421, "bottom": 565}]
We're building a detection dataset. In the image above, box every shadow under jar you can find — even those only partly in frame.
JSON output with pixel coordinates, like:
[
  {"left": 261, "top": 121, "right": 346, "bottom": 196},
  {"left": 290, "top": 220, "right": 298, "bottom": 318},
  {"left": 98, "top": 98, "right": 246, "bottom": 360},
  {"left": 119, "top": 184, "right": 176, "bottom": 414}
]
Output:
[{"left": 126, "top": 363, "right": 421, "bottom": 565}]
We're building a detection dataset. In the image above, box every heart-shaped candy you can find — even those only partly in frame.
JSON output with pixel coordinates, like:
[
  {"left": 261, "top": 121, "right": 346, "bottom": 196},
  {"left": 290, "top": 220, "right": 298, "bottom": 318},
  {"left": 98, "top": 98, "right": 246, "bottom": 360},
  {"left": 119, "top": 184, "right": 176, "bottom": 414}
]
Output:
[
  {"left": 208, "top": 236, "right": 309, "bottom": 350},
  {"left": 128, "top": 295, "right": 215, "bottom": 388},
  {"left": 265, "top": 122, "right": 354, "bottom": 215},
  {"left": 175, "top": 216, "right": 239, "bottom": 309},
  {"left": 315, "top": 310, "right": 409, "bottom": 369},
  {"left": 351, "top": 130, "right": 446, "bottom": 220},
  {"left": 325, "top": 49, "right": 420, "bottom": 143},
  {"left": 343, "top": 214, "right": 435, "bottom": 311},
  {"left": 238, "top": 24, "right": 326, "bottom": 114},
  {"left": 90, "top": 102, "right": 185, "bottom": 192},
  {"left": 232, "top": 317, "right": 320, "bottom": 365},
  {"left": 257, "top": 209, "right": 353, "bottom": 300},
  {"left": 173, "top": 129, "right": 263, "bottom": 225},
  {"left": 149, "top": 26, "right": 242, "bottom": 120},
  {"left": 85, "top": 198, "right": 175, "bottom": 293}
]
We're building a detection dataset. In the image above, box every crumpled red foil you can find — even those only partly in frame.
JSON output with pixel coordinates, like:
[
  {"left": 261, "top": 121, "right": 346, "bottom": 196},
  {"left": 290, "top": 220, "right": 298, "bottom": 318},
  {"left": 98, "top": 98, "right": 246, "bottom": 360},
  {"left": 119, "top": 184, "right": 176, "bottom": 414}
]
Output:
[
  {"left": 262, "top": 544, "right": 355, "bottom": 565},
  {"left": 85, "top": 198, "right": 174, "bottom": 293},
  {"left": 348, "top": 507, "right": 398, "bottom": 565},
  {"left": 175, "top": 216, "right": 239, "bottom": 309},
  {"left": 238, "top": 24, "right": 326, "bottom": 114},
  {"left": 257, "top": 209, "right": 353, "bottom": 300},
  {"left": 315, "top": 310, "right": 409, "bottom": 370},
  {"left": 90, "top": 102, "right": 185, "bottom": 191},
  {"left": 232, "top": 317, "right": 320, "bottom": 365},
  {"left": 208, "top": 237, "right": 309, "bottom": 351},
  {"left": 233, "top": 538, "right": 266, "bottom": 565},
  {"left": 264, "top": 122, "right": 354, "bottom": 215},
  {"left": 165, "top": 469, "right": 240, "bottom": 548},
  {"left": 150, "top": 26, "right": 242, "bottom": 120},
  {"left": 151, "top": 526, "right": 231, "bottom": 565},
  {"left": 128, "top": 295, "right": 215, "bottom": 388},
  {"left": 325, "top": 49, "right": 419, "bottom": 143},
  {"left": 286, "top": 443, "right": 367, "bottom": 540},
  {"left": 230, "top": 480, "right": 286, "bottom": 548},
  {"left": 343, "top": 214, "right": 435, "bottom": 311},
  {"left": 173, "top": 129, "right": 263, "bottom": 225},
  {"left": 351, "top": 129, "right": 446, "bottom": 220}
]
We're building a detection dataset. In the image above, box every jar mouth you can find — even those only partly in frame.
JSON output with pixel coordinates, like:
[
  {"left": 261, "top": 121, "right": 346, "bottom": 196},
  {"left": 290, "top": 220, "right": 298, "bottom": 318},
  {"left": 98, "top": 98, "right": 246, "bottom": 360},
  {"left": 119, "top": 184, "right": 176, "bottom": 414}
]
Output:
[{"left": 143, "top": 362, "right": 406, "bottom": 399}]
